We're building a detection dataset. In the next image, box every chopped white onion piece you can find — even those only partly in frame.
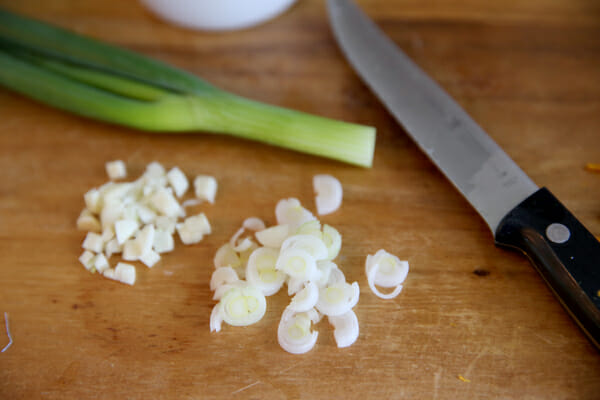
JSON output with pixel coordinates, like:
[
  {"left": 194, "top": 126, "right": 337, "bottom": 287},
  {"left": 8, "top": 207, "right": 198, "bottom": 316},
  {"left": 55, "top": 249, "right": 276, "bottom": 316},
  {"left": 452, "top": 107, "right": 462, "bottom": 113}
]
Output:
[
  {"left": 176, "top": 213, "right": 211, "bottom": 245},
  {"left": 328, "top": 310, "right": 359, "bottom": 348},
  {"left": 243, "top": 217, "right": 266, "bottom": 232},
  {"left": 313, "top": 174, "right": 342, "bottom": 216},
  {"left": 194, "top": 175, "right": 218, "bottom": 204},
  {"left": 79, "top": 250, "right": 96, "bottom": 271},
  {"left": 277, "top": 308, "right": 319, "bottom": 354},
  {"left": 220, "top": 286, "right": 267, "bottom": 327},
  {"left": 103, "top": 262, "right": 136, "bottom": 285},
  {"left": 322, "top": 224, "right": 342, "bottom": 260},
  {"left": 136, "top": 224, "right": 155, "bottom": 257},
  {"left": 288, "top": 281, "right": 319, "bottom": 312},
  {"left": 255, "top": 224, "right": 290, "bottom": 248},
  {"left": 122, "top": 239, "right": 142, "bottom": 261},
  {"left": 150, "top": 187, "right": 183, "bottom": 218},
  {"left": 366, "top": 261, "right": 405, "bottom": 300},
  {"left": 155, "top": 216, "right": 176, "bottom": 234},
  {"left": 210, "top": 303, "right": 224, "bottom": 333},
  {"left": 82, "top": 232, "right": 104, "bottom": 253},
  {"left": 136, "top": 205, "right": 156, "bottom": 224},
  {"left": 121, "top": 204, "right": 138, "bottom": 221},
  {"left": 365, "top": 249, "right": 409, "bottom": 288},
  {"left": 181, "top": 199, "right": 203, "bottom": 208},
  {"left": 105, "top": 160, "right": 127, "bottom": 180},
  {"left": 214, "top": 243, "right": 241, "bottom": 269},
  {"left": 275, "top": 198, "right": 316, "bottom": 229},
  {"left": 140, "top": 249, "right": 160, "bottom": 268},
  {"left": 94, "top": 253, "right": 110, "bottom": 273},
  {"left": 101, "top": 226, "right": 115, "bottom": 243},
  {"left": 153, "top": 229, "right": 174, "bottom": 254},
  {"left": 276, "top": 248, "right": 318, "bottom": 281},
  {"left": 315, "top": 281, "right": 360, "bottom": 317},
  {"left": 281, "top": 234, "right": 328, "bottom": 261},
  {"left": 76, "top": 209, "right": 101, "bottom": 232},
  {"left": 246, "top": 247, "right": 286, "bottom": 296},
  {"left": 166, "top": 167, "right": 189, "bottom": 198},
  {"left": 114, "top": 219, "right": 140, "bottom": 245},
  {"left": 210, "top": 266, "right": 240, "bottom": 291},
  {"left": 144, "top": 161, "right": 166, "bottom": 180},
  {"left": 105, "top": 238, "right": 122, "bottom": 258},
  {"left": 84, "top": 188, "right": 101, "bottom": 214},
  {"left": 100, "top": 200, "right": 124, "bottom": 230},
  {"left": 102, "top": 183, "right": 134, "bottom": 205}
]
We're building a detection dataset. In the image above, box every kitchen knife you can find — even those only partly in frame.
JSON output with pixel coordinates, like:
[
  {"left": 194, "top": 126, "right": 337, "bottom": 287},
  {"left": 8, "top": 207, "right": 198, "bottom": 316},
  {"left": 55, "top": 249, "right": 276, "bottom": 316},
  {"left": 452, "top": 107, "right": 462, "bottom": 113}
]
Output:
[{"left": 327, "top": 0, "right": 600, "bottom": 348}]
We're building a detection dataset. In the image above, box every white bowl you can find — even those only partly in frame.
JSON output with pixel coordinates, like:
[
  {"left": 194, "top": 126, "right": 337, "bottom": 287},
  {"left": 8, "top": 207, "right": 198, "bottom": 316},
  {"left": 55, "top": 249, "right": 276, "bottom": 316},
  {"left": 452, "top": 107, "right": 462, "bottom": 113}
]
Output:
[{"left": 140, "top": 0, "right": 298, "bottom": 31}]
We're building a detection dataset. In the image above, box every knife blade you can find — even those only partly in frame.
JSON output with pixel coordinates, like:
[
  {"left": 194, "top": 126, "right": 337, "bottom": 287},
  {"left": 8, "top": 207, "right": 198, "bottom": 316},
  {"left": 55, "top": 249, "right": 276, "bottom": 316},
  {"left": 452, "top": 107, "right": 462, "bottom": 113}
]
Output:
[{"left": 327, "top": 0, "right": 600, "bottom": 348}]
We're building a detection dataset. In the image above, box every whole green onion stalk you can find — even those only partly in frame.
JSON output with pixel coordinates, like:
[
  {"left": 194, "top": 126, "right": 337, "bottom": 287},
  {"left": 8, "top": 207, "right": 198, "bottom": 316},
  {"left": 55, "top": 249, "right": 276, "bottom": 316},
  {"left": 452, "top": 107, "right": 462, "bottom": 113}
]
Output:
[{"left": 0, "top": 9, "right": 375, "bottom": 167}]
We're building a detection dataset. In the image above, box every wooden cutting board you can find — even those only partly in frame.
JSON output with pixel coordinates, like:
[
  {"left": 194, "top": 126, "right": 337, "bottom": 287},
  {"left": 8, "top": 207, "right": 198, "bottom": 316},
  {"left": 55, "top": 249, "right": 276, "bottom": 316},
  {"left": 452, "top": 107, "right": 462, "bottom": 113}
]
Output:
[{"left": 1, "top": 0, "right": 599, "bottom": 399}]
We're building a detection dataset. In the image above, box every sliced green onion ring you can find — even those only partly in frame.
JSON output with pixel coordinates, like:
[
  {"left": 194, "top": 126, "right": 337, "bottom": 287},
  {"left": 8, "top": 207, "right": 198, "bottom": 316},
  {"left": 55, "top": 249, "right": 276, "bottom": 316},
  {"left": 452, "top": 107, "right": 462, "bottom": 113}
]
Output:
[
  {"left": 210, "top": 303, "right": 224, "bottom": 333},
  {"left": 280, "top": 234, "right": 328, "bottom": 261},
  {"left": 286, "top": 276, "right": 305, "bottom": 296},
  {"left": 295, "top": 220, "right": 322, "bottom": 237},
  {"left": 243, "top": 217, "right": 266, "bottom": 232},
  {"left": 246, "top": 247, "right": 286, "bottom": 296},
  {"left": 366, "top": 262, "right": 404, "bottom": 300},
  {"left": 316, "top": 281, "right": 360, "bottom": 317},
  {"left": 313, "top": 174, "right": 343, "bottom": 216},
  {"left": 366, "top": 249, "right": 409, "bottom": 288},
  {"left": 220, "top": 286, "right": 267, "bottom": 327},
  {"left": 276, "top": 248, "right": 318, "bottom": 281},
  {"left": 212, "top": 280, "right": 246, "bottom": 301},
  {"left": 214, "top": 242, "right": 241, "bottom": 269},
  {"left": 322, "top": 224, "right": 342, "bottom": 261},
  {"left": 277, "top": 308, "right": 320, "bottom": 354},
  {"left": 210, "top": 266, "right": 240, "bottom": 291},
  {"left": 328, "top": 309, "right": 359, "bottom": 348},
  {"left": 275, "top": 198, "right": 316, "bottom": 229},
  {"left": 315, "top": 260, "right": 335, "bottom": 288},
  {"left": 255, "top": 224, "right": 291, "bottom": 248},
  {"left": 326, "top": 266, "right": 346, "bottom": 286},
  {"left": 288, "top": 281, "right": 319, "bottom": 313}
]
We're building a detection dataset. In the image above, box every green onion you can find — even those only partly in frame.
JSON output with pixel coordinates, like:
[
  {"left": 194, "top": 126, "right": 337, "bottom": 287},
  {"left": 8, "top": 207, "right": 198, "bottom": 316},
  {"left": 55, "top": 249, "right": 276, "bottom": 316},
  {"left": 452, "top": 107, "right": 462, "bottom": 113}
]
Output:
[{"left": 0, "top": 8, "right": 375, "bottom": 167}]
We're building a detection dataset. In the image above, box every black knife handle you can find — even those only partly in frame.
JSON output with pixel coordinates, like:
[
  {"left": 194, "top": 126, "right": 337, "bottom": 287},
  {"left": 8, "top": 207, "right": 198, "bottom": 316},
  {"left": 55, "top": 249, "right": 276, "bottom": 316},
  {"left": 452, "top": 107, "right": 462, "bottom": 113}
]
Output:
[{"left": 495, "top": 187, "right": 600, "bottom": 349}]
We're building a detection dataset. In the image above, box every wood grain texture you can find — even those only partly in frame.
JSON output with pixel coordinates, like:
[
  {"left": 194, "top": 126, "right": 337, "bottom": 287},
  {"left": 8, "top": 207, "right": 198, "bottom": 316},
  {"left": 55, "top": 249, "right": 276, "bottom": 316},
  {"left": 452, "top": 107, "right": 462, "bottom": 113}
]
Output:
[{"left": 0, "top": 0, "right": 599, "bottom": 399}]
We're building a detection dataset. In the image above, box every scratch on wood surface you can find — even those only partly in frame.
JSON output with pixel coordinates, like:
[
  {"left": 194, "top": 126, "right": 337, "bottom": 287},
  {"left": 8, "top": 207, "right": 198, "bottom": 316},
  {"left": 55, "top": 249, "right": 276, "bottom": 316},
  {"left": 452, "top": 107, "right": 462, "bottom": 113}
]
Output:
[
  {"left": 231, "top": 380, "right": 261, "bottom": 395},
  {"left": 2, "top": 312, "right": 13, "bottom": 353},
  {"left": 464, "top": 346, "right": 488, "bottom": 377},
  {"left": 433, "top": 368, "right": 442, "bottom": 400},
  {"left": 275, "top": 360, "right": 308, "bottom": 376}
]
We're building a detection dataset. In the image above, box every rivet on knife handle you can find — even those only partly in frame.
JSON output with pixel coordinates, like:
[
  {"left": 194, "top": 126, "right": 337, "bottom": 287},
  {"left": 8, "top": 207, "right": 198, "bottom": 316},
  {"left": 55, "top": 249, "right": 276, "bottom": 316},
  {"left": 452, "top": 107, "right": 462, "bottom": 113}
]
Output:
[{"left": 495, "top": 188, "right": 600, "bottom": 348}]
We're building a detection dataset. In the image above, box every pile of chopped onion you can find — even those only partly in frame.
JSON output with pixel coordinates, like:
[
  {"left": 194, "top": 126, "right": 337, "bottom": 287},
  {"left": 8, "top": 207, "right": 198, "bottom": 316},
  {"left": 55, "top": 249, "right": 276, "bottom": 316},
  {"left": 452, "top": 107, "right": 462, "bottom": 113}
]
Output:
[
  {"left": 210, "top": 177, "right": 360, "bottom": 353},
  {"left": 77, "top": 160, "right": 217, "bottom": 285}
]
